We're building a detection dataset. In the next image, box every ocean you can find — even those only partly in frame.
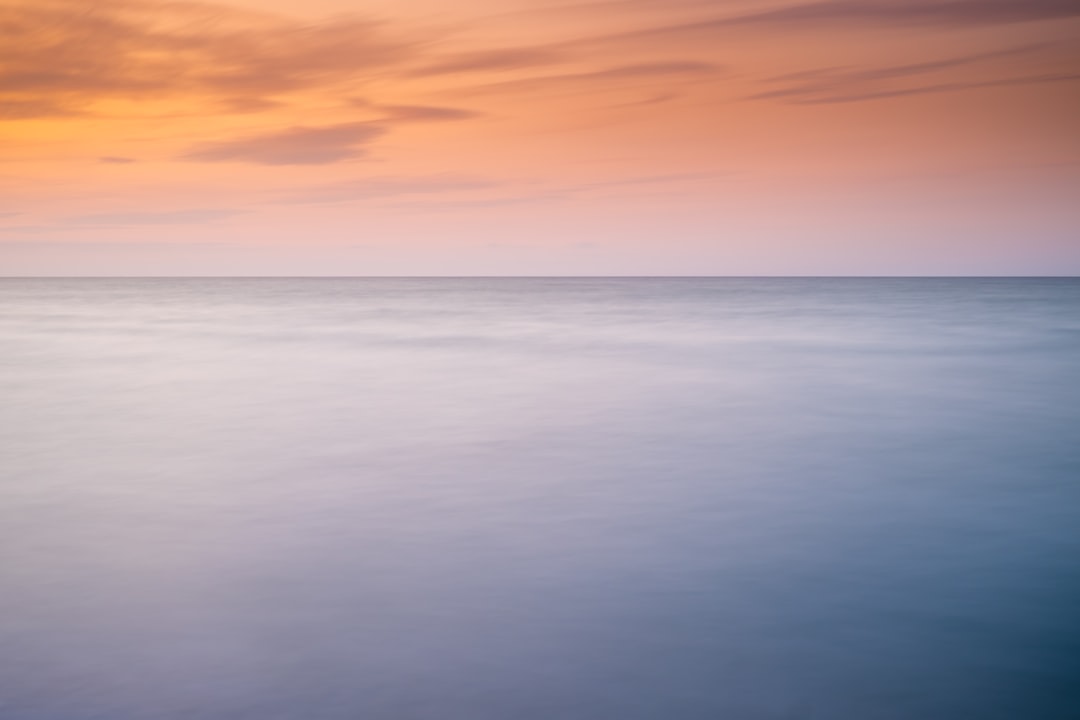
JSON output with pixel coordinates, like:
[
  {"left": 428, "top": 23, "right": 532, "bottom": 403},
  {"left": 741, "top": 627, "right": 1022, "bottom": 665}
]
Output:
[{"left": 1, "top": 277, "right": 1077, "bottom": 719}]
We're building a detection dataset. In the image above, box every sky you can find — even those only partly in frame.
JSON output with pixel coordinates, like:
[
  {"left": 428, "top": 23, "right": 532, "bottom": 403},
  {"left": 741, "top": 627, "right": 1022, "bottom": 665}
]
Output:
[{"left": 1, "top": 0, "right": 1078, "bottom": 275}]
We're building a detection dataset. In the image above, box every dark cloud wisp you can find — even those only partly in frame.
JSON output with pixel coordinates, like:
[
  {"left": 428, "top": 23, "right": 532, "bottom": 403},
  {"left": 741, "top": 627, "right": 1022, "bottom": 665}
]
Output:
[
  {"left": 750, "top": 44, "right": 1078, "bottom": 103},
  {"left": 460, "top": 61, "right": 720, "bottom": 95},
  {"left": 408, "top": 48, "right": 568, "bottom": 77},
  {"left": 723, "top": 0, "right": 1080, "bottom": 28},
  {"left": 376, "top": 105, "right": 482, "bottom": 122},
  {"left": 0, "top": 0, "right": 417, "bottom": 118},
  {"left": 596, "top": 0, "right": 1080, "bottom": 44},
  {"left": 182, "top": 123, "right": 388, "bottom": 165}
]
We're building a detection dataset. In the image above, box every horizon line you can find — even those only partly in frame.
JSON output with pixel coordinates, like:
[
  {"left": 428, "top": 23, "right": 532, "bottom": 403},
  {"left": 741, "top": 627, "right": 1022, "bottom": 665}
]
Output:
[{"left": 3, "top": 275, "right": 1079, "bottom": 280}]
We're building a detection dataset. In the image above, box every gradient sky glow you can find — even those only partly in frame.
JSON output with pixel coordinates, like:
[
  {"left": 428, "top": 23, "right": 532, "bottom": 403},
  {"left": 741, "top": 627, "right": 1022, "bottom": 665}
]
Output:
[{"left": 2, "top": 0, "right": 1078, "bottom": 275}]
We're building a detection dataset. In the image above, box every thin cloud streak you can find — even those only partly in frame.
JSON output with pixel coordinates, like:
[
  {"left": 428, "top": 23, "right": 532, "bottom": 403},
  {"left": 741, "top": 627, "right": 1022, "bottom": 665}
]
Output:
[
  {"left": 763, "top": 72, "right": 1080, "bottom": 103},
  {"left": 456, "top": 61, "right": 720, "bottom": 95},
  {"left": 0, "top": 97, "right": 84, "bottom": 119},
  {"left": 408, "top": 48, "right": 569, "bottom": 77},
  {"left": 721, "top": 0, "right": 1080, "bottom": 28},
  {"left": 283, "top": 176, "right": 501, "bottom": 205},
  {"left": 749, "top": 44, "right": 1070, "bottom": 103},
  {"left": 182, "top": 123, "right": 387, "bottom": 165},
  {"left": 65, "top": 209, "right": 243, "bottom": 225},
  {"left": 587, "top": 0, "right": 1080, "bottom": 45},
  {"left": 376, "top": 105, "right": 482, "bottom": 122}
]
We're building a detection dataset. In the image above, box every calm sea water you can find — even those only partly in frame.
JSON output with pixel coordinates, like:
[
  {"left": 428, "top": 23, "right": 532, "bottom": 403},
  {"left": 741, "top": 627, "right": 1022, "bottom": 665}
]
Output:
[{"left": 1, "top": 278, "right": 1078, "bottom": 719}]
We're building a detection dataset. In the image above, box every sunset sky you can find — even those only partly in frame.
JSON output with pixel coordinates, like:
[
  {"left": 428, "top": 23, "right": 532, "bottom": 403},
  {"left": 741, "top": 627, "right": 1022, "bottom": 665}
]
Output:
[{"left": 2, "top": 0, "right": 1078, "bottom": 275}]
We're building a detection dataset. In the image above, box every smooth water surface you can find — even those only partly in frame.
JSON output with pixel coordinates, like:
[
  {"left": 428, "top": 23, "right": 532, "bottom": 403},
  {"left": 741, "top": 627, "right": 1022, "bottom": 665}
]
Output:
[{"left": 1, "top": 278, "right": 1078, "bottom": 719}]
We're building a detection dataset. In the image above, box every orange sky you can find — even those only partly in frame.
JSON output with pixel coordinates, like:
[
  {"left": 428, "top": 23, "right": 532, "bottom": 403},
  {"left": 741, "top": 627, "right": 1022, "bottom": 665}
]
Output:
[{"left": 2, "top": 0, "right": 1078, "bottom": 275}]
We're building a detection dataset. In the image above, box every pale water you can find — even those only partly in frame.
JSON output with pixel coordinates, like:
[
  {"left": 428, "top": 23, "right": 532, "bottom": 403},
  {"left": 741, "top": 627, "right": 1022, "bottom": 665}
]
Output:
[{"left": 1, "top": 278, "right": 1078, "bottom": 719}]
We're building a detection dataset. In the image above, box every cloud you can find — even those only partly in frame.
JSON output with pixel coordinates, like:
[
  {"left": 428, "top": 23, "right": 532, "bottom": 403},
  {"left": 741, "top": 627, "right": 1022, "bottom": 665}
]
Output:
[
  {"left": 460, "top": 61, "right": 720, "bottom": 95},
  {"left": 344, "top": 98, "right": 481, "bottom": 121},
  {"left": 0, "top": 0, "right": 417, "bottom": 118},
  {"left": 283, "top": 175, "right": 501, "bottom": 204},
  {"left": 409, "top": 48, "right": 568, "bottom": 76},
  {"left": 579, "top": 61, "right": 719, "bottom": 79},
  {"left": 721, "top": 0, "right": 1080, "bottom": 28},
  {"left": 376, "top": 105, "right": 481, "bottom": 122},
  {"left": 182, "top": 123, "right": 387, "bottom": 165},
  {"left": 380, "top": 192, "right": 571, "bottom": 211},
  {"left": 578, "top": 171, "right": 728, "bottom": 188},
  {"left": 750, "top": 45, "right": 1078, "bottom": 103},
  {"left": 98, "top": 156, "right": 136, "bottom": 164},
  {"left": 592, "top": 0, "right": 1080, "bottom": 45},
  {"left": 65, "top": 209, "right": 243, "bottom": 225},
  {"left": 609, "top": 92, "right": 681, "bottom": 107},
  {"left": 0, "top": 98, "right": 80, "bottom": 119},
  {"left": 219, "top": 96, "right": 286, "bottom": 114},
  {"left": 324, "top": 171, "right": 727, "bottom": 210},
  {"left": 763, "top": 72, "right": 1080, "bottom": 103},
  {"left": 0, "top": 225, "right": 63, "bottom": 235}
]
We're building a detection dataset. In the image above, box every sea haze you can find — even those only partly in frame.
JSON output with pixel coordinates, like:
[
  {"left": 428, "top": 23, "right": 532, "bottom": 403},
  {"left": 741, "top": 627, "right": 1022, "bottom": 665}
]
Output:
[{"left": 1, "top": 278, "right": 1078, "bottom": 720}]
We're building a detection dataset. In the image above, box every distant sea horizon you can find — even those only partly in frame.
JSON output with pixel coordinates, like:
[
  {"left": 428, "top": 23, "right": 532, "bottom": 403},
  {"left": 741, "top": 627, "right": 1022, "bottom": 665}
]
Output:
[{"left": 3, "top": 274, "right": 1078, "bottom": 277}]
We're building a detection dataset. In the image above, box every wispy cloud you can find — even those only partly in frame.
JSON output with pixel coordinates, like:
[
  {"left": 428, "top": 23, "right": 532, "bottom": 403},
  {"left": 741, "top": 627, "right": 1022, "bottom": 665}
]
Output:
[
  {"left": 458, "top": 61, "right": 720, "bottom": 96},
  {"left": 590, "top": 0, "right": 1080, "bottom": 45},
  {"left": 408, "top": 48, "right": 568, "bottom": 77},
  {"left": 64, "top": 209, "right": 243, "bottom": 225},
  {"left": 608, "top": 92, "right": 681, "bottom": 108},
  {"left": 761, "top": 72, "right": 1080, "bottom": 103},
  {"left": 182, "top": 123, "right": 387, "bottom": 165},
  {"left": 0, "top": 225, "right": 65, "bottom": 236},
  {"left": 749, "top": 44, "right": 1078, "bottom": 103},
  {"left": 0, "top": 0, "right": 417, "bottom": 118},
  {"left": 375, "top": 105, "right": 482, "bottom": 122},
  {"left": 283, "top": 175, "right": 501, "bottom": 204},
  {"left": 0, "top": 98, "right": 81, "bottom": 119},
  {"left": 721, "top": 0, "right": 1080, "bottom": 28},
  {"left": 379, "top": 192, "right": 572, "bottom": 211}
]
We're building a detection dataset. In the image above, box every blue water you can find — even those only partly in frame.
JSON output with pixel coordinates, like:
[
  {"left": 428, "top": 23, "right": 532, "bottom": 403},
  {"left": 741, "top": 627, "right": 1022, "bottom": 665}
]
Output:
[{"left": 1, "top": 278, "right": 1078, "bottom": 719}]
